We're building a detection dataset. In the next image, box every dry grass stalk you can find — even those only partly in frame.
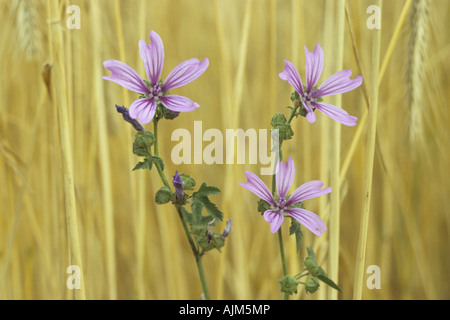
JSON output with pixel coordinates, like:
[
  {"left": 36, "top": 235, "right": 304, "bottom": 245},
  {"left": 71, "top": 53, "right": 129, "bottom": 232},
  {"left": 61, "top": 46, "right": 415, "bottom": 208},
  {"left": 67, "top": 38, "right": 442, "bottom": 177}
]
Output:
[
  {"left": 407, "top": 0, "right": 430, "bottom": 146},
  {"left": 353, "top": 0, "right": 382, "bottom": 300}
]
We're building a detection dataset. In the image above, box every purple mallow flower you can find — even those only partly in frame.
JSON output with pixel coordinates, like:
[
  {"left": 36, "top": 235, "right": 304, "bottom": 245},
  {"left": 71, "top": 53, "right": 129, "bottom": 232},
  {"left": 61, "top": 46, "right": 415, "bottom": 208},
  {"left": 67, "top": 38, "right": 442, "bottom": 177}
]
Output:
[
  {"left": 103, "top": 31, "right": 209, "bottom": 124},
  {"left": 239, "top": 156, "right": 331, "bottom": 235},
  {"left": 279, "top": 43, "right": 362, "bottom": 126},
  {"left": 172, "top": 170, "right": 185, "bottom": 200}
]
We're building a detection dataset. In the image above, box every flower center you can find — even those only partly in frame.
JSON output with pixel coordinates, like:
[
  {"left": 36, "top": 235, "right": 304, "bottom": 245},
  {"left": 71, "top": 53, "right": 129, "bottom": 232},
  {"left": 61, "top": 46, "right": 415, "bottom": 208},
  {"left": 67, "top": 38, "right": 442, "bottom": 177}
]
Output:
[
  {"left": 149, "top": 82, "right": 163, "bottom": 99},
  {"left": 141, "top": 80, "right": 165, "bottom": 101},
  {"left": 277, "top": 197, "right": 287, "bottom": 211}
]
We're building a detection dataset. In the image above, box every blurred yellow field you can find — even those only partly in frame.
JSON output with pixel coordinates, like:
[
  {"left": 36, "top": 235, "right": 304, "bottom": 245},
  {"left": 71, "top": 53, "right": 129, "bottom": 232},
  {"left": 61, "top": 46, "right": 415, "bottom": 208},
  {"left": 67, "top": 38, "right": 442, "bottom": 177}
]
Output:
[{"left": 0, "top": 0, "right": 449, "bottom": 300}]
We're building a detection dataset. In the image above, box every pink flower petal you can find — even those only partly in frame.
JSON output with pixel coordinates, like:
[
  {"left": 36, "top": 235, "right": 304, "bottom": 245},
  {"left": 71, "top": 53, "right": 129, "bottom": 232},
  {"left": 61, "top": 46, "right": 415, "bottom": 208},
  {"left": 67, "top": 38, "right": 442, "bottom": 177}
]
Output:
[
  {"left": 264, "top": 210, "right": 284, "bottom": 233},
  {"left": 276, "top": 156, "right": 295, "bottom": 199},
  {"left": 302, "top": 100, "right": 316, "bottom": 124},
  {"left": 239, "top": 171, "right": 275, "bottom": 206},
  {"left": 162, "top": 58, "right": 209, "bottom": 91},
  {"left": 279, "top": 60, "right": 304, "bottom": 96},
  {"left": 128, "top": 98, "right": 157, "bottom": 124},
  {"left": 139, "top": 31, "right": 165, "bottom": 84},
  {"left": 103, "top": 60, "right": 149, "bottom": 94},
  {"left": 312, "top": 102, "right": 358, "bottom": 126},
  {"left": 285, "top": 208, "right": 327, "bottom": 236},
  {"left": 287, "top": 180, "right": 331, "bottom": 206},
  {"left": 304, "top": 44, "right": 324, "bottom": 92},
  {"left": 159, "top": 94, "right": 199, "bottom": 113},
  {"left": 318, "top": 70, "right": 363, "bottom": 97}
]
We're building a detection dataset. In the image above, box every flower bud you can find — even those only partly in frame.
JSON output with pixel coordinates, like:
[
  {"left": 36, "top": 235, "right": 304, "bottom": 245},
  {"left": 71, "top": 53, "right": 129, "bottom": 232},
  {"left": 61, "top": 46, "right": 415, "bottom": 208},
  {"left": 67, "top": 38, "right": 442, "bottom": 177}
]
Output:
[
  {"left": 276, "top": 123, "right": 294, "bottom": 140},
  {"left": 180, "top": 173, "right": 196, "bottom": 190},
  {"left": 133, "top": 131, "right": 154, "bottom": 157},
  {"left": 172, "top": 171, "right": 185, "bottom": 200},
  {"left": 303, "top": 256, "right": 321, "bottom": 277},
  {"left": 163, "top": 110, "right": 180, "bottom": 120},
  {"left": 115, "top": 105, "right": 145, "bottom": 132},
  {"left": 305, "top": 277, "right": 320, "bottom": 294},
  {"left": 279, "top": 275, "right": 299, "bottom": 295},
  {"left": 155, "top": 186, "right": 173, "bottom": 204},
  {"left": 270, "top": 113, "right": 287, "bottom": 127},
  {"left": 290, "top": 90, "right": 300, "bottom": 102},
  {"left": 222, "top": 219, "right": 232, "bottom": 238}
]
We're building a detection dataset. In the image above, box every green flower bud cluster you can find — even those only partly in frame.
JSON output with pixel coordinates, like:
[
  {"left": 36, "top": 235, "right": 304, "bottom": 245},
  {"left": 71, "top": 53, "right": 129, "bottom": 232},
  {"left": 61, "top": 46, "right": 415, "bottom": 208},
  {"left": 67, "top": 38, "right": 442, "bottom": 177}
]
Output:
[
  {"left": 297, "top": 247, "right": 343, "bottom": 294},
  {"left": 154, "top": 174, "right": 196, "bottom": 207},
  {"left": 271, "top": 113, "right": 294, "bottom": 141},
  {"left": 133, "top": 131, "right": 154, "bottom": 157},
  {"left": 279, "top": 275, "right": 299, "bottom": 296}
]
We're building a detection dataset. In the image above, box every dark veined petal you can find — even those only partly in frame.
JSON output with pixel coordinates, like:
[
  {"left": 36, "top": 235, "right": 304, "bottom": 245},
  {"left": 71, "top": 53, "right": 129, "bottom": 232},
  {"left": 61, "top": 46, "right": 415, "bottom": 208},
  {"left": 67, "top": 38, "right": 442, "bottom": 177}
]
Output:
[
  {"left": 312, "top": 102, "right": 358, "bottom": 126},
  {"left": 276, "top": 156, "right": 295, "bottom": 199},
  {"left": 128, "top": 98, "right": 157, "bottom": 124},
  {"left": 304, "top": 43, "right": 324, "bottom": 92},
  {"left": 264, "top": 210, "right": 284, "bottom": 233},
  {"left": 162, "top": 58, "right": 209, "bottom": 91},
  {"left": 287, "top": 180, "right": 332, "bottom": 206},
  {"left": 285, "top": 208, "right": 327, "bottom": 236},
  {"left": 139, "top": 31, "right": 165, "bottom": 85},
  {"left": 317, "top": 70, "right": 363, "bottom": 97},
  {"left": 103, "top": 60, "right": 149, "bottom": 94},
  {"left": 159, "top": 94, "right": 199, "bottom": 113},
  {"left": 239, "top": 171, "right": 275, "bottom": 206},
  {"left": 279, "top": 60, "right": 304, "bottom": 97}
]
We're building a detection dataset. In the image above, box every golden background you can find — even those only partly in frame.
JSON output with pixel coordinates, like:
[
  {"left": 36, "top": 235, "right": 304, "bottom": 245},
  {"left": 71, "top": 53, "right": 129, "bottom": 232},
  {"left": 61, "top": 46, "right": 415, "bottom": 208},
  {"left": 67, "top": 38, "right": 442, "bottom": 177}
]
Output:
[{"left": 0, "top": 0, "right": 448, "bottom": 299}]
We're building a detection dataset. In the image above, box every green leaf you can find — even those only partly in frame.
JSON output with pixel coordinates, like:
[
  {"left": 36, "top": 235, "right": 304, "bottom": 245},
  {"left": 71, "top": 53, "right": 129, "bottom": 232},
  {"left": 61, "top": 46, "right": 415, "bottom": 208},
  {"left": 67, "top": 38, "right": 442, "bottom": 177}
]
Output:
[
  {"left": 182, "top": 207, "right": 195, "bottom": 225},
  {"left": 132, "top": 158, "right": 153, "bottom": 171},
  {"left": 132, "top": 156, "right": 164, "bottom": 172},
  {"left": 195, "top": 195, "right": 224, "bottom": 222},
  {"left": 150, "top": 156, "right": 165, "bottom": 171},
  {"left": 257, "top": 199, "right": 271, "bottom": 213},
  {"left": 190, "top": 197, "right": 205, "bottom": 225},
  {"left": 289, "top": 219, "right": 303, "bottom": 253},
  {"left": 307, "top": 246, "right": 317, "bottom": 262},
  {"left": 317, "top": 274, "right": 343, "bottom": 294},
  {"left": 194, "top": 183, "right": 221, "bottom": 197}
]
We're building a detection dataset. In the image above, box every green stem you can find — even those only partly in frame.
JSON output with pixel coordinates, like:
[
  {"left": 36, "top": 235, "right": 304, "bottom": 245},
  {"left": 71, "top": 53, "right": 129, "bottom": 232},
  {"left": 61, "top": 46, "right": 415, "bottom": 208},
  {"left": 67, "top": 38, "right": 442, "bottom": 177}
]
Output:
[
  {"left": 153, "top": 117, "right": 159, "bottom": 156},
  {"left": 272, "top": 104, "right": 300, "bottom": 300},
  {"left": 195, "top": 252, "right": 211, "bottom": 300},
  {"left": 152, "top": 117, "right": 211, "bottom": 300},
  {"left": 272, "top": 143, "right": 289, "bottom": 300},
  {"left": 278, "top": 228, "right": 289, "bottom": 300},
  {"left": 277, "top": 230, "right": 288, "bottom": 277},
  {"left": 287, "top": 104, "right": 299, "bottom": 124}
]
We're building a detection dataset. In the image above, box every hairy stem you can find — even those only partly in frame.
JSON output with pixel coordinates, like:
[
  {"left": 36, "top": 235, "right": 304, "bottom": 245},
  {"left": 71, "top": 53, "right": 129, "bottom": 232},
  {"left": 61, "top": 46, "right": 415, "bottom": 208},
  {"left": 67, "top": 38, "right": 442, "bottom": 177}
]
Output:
[{"left": 152, "top": 118, "right": 211, "bottom": 300}]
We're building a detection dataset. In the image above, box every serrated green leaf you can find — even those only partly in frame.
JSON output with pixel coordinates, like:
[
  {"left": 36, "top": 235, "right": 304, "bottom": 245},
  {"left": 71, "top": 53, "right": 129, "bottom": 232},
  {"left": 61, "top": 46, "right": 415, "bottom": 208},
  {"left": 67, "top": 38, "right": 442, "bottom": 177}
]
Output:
[
  {"left": 200, "top": 215, "right": 215, "bottom": 225},
  {"left": 195, "top": 195, "right": 224, "bottom": 222},
  {"left": 132, "top": 156, "right": 164, "bottom": 172},
  {"left": 190, "top": 198, "right": 204, "bottom": 225},
  {"left": 317, "top": 274, "right": 343, "bottom": 293},
  {"left": 194, "top": 183, "right": 221, "bottom": 197},
  {"left": 181, "top": 207, "right": 194, "bottom": 225},
  {"left": 150, "top": 156, "right": 164, "bottom": 171},
  {"left": 132, "top": 158, "right": 153, "bottom": 171},
  {"left": 257, "top": 199, "right": 271, "bottom": 213}
]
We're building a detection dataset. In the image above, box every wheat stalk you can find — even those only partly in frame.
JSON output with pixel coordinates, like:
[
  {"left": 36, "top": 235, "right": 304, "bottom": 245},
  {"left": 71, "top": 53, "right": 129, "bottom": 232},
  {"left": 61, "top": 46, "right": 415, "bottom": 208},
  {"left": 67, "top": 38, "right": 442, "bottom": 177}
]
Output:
[
  {"left": 13, "top": 0, "right": 43, "bottom": 61},
  {"left": 407, "top": 0, "right": 430, "bottom": 146}
]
